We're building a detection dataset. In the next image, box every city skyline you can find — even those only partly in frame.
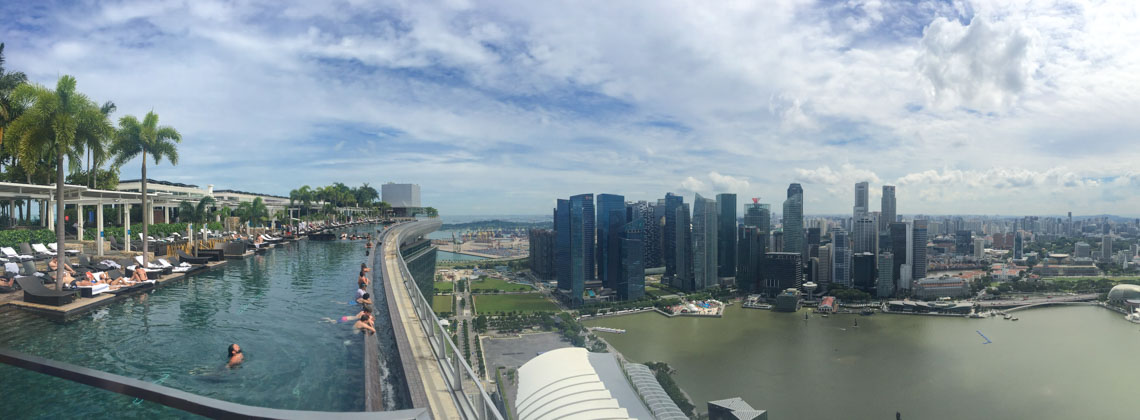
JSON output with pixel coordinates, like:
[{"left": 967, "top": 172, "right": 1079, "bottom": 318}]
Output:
[{"left": 4, "top": 1, "right": 1140, "bottom": 215}]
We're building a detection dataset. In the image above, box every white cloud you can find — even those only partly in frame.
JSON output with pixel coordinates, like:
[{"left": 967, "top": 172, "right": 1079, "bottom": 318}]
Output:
[{"left": 917, "top": 16, "right": 1036, "bottom": 111}]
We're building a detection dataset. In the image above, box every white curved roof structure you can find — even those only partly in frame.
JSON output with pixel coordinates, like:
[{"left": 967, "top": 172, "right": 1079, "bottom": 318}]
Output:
[{"left": 516, "top": 347, "right": 636, "bottom": 420}]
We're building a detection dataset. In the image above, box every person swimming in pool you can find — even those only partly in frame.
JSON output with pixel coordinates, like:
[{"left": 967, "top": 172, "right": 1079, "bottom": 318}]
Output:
[
  {"left": 227, "top": 344, "right": 244, "bottom": 368},
  {"left": 354, "top": 313, "right": 376, "bottom": 335}
]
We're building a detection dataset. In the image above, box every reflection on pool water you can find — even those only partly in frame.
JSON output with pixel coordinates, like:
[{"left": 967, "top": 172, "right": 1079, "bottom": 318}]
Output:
[{"left": 0, "top": 236, "right": 387, "bottom": 419}]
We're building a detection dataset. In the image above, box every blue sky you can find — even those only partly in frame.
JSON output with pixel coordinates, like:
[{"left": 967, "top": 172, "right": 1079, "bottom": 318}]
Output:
[{"left": 3, "top": 0, "right": 1140, "bottom": 216}]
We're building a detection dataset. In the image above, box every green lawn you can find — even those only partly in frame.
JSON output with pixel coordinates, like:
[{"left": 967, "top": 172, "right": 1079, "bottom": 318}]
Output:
[
  {"left": 475, "top": 293, "right": 558, "bottom": 313},
  {"left": 470, "top": 277, "right": 533, "bottom": 293},
  {"left": 432, "top": 295, "right": 454, "bottom": 314},
  {"left": 434, "top": 281, "right": 454, "bottom": 293}
]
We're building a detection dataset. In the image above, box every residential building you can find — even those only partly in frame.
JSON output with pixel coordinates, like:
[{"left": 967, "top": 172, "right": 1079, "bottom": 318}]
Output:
[
  {"left": 693, "top": 194, "right": 718, "bottom": 291},
  {"left": 716, "top": 193, "right": 737, "bottom": 278}
]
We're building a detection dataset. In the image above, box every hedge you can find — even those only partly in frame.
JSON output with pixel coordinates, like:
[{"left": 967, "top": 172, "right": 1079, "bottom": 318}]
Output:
[
  {"left": 0, "top": 229, "right": 58, "bottom": 249},
  {"left": 82, "top": 222, "right": 225, "bottom": 241}
]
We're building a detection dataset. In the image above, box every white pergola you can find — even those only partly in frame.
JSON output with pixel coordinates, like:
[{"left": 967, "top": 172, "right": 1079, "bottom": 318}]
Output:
[{"left": 0, "top": 182, "right": 172, "bottom": 257}]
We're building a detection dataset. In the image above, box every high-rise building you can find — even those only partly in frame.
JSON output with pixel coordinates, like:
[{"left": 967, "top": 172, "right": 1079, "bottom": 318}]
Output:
[
  {"left": 693, "top": 194, "right": 718, "bottom": 291},
  {"left": 648, "top": 202, "right": 665, "bottom": 268},
  {"left": 737, "top": 226, "right": 766, "bottom": 293},
  {"left": 911, "top": 219, "right": 928, "bottom": 281},
  {"left": 618, "top": 217, "right": 646, "bottom": 301},
  {"left": 528, "top": 228, "right": 555, "bottom": 279},
  {"left": 554, "top": 199, "right": 570, "bottom": 291},
  {"left": 974, "top": 237, "right": 985, "bottom": 259},
  {"left": 1013, "top": 231, "right": 1024, "bottom": 260},
  {"left": 763, "top": 252, "right": 803, "bottom": 294},
  {"left": 671, "top": 202, "right": 692, "bottom": 291},
  {"left": 880, "top": 185, "right": 896, "bottom": 232},
  {"left": 955, "top": 230, "right": 973, "bottom": 256},
  {"left": 553, "top": 195, "right": 594, "bottom": 307},
  {"left": 876, "top": 252, "right": 894, "bottom": 298},
  {"left": 1075, "top": 241, "right": 1091, "bottom": 258},
  {"left": 716, "top": 193, "right": 737, "bottom": 278},
  {"left": 888, "top": 223, "right": 908, "bottom": 288},
  {"left": 783, "top": 184, "right": 805, "bottom": 258},
  {"left": 854, "top": 181, "right": 869, "bottom": 216},
  {"left": 743, "top": 198, "right": 770, "bottom": 233},
  {"left": 853, "top": 215, "right": 876, "bottom": 254},
  {"left": 663, "top": 193, "right": 685, "bottom": 279},
  {"left": 817, "top": 244, "right": 832, "bottom": 285},
  {"left": 596, "top": 194, "right": 626, "bottom": 289},
  {"left": 852, "top": 252, "right": 876, "bottom": 293},
  {"left": 807, "top": 227, "right": 821, "bottom": 249},
  {"left": 831, "top": 229, "right": 851, "bottom": 287},
  {"left": 1102, "top": 236, "right": 1113, "bottom": 262}
]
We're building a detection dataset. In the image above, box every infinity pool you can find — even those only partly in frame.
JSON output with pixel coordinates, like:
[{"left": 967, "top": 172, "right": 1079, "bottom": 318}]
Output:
[{"left": 0, "top": 232, "right": 390, "bottom": 419}]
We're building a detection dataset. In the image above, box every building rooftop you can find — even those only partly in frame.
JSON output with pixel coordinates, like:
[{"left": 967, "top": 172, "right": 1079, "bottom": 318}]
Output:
[{"left": 516, "top": 347, "right": 651, "bottom": 420}]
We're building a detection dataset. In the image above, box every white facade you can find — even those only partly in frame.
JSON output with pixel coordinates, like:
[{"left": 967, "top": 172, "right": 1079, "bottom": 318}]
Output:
[
  {"left": 516, "top": 347, "right": 650, "bottom": 420},
  {"left": 381, "top": 183, "right": 421, "bottom": 208}
]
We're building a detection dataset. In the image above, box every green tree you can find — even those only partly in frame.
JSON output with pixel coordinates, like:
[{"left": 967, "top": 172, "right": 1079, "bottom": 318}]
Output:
[
  {"left": 177, "top": 196, "right": 215, "bottom": 224},
  {"left": 424, "top": 207, "right": 439, "bottom": 217},
  {"left": 6, "top": 75, "right": 110, "bottom": 289},
  {"left": 0, "top": 43, "right": 28, "bottom": 156},
  {"left": 110, "top": 111, "right": 181, "bottom": 264}
]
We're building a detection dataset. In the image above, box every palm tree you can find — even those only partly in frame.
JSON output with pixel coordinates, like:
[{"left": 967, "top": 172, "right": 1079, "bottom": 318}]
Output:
[
  {"left": 177, "top": 196, "right": 215, "bottom": 224},
  {"left": 0, "top": 43, "right": 28, "bottom": 152},
  {"left": 80, "top": 101, "right": 116, "bottom": 188},
  {"left": 6, "top": 75, "right": 108, "bottom": 289},
  {"left": 110, "top": 111, "right": 181, "bottom": 265}
]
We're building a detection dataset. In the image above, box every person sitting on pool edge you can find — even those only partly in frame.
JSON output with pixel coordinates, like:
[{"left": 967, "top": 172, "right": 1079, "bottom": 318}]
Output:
[
  {"left": 227, "top": 344, "right": 243, "bottom": 368},
  {"left": 358, "top": 270, "right": 369, "bottom": 287},
  {"left": 360, "top": 262, "right": 370, "bottom": 274},
  {"left": 354, "top": 313, "right": 376, "bottom": 335},
  {"left": 356, "top": 292, "right": 372, "bottom": 306}
]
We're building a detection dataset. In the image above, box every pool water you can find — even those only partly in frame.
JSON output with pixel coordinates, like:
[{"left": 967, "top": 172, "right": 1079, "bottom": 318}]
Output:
[{"left": 0, "top": 234, "right": 387, "bottom": 419}]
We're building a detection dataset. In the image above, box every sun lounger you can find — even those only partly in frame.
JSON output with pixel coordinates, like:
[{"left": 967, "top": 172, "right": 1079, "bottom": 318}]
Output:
[
  {"left": 15, "top": 276, "right": 76, "bottom": 306},
  {"left": 48, "top": 243, "right": 80, "bottom": 256},
  {"left": 194, "top": 248, "right": 224, "bottom": 261},
  {"left": 2, "top": 246, "right": 35, "bottom": 261},
  {"left": 157, "top": 258, "right": 195, "bottom": 273},
  {"left": 78, "top": 283, "right": 110, "bottom": 298},
  {"left": 20, "top": 243, "right": 50, "bottom": 261},
  {"left": 31, "top": 243, "right": 57, "bottom": 257},
  {"left": 177, "top": 249, "right": 210, "bottom": 265}
]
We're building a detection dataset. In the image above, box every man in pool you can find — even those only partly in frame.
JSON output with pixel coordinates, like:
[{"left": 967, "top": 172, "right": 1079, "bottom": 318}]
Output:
[
  {"left": 227, "top": 344, "right": 243, "bottom": 368},
  {"left": 354, "top": 313, "right": 376, "bottom": 335},
  {"left": 358, "top": 270, "right": 369, "bottom": 287},
  {"left": 356, "top": 292, "right": 372, "bottom": 306}
]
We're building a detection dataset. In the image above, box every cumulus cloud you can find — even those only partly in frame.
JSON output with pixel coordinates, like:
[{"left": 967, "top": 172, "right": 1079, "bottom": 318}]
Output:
[
  {"left": 917, "top": 16, "right": 1036, "bottom": 110},
  {"left": 679, "top": 176, "right": 708, "bottom": 193}
]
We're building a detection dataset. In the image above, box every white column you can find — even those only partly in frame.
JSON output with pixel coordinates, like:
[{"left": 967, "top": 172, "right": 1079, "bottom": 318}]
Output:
[
  {"left": 47, "top": 198, "right": 55, "bottom": 231},
  {"left": 96, "top": 203, "right": 105, "bottom": 257},
  {"left": 147, "top": 202, "right": 154, "bottom": 225},
  {"left": 164, "top": 205, "right": 170, "bottom": 224},
  {"left": 77, "top": 204, "right": 85, "bottom": 244},
  {"left": 188, "top": 223, "right": 194, "bottom": 252},
  {"left": 124, "top": 203, "right": 132, "bottom": 252}
]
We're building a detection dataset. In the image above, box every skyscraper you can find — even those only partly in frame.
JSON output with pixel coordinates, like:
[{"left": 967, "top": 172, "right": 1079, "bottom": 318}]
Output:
[
  {"left": 618, "top": 217, "right": 646, "bottom": 301},
  {"left": 889, "top": 222, "right": 907, "bottom": 285},
  {"left": 853, "top": 215, "right": 876, "bottom": 254},
  {"left": 974, "top": 237, "right": 985, "bottom": 259},
  {"left": 764, "top": 252, "right": 803, "bottom": 293},
  {"left": 648, "top": 202, "right": 665, "bottom": 268},
  {"left": 831, "top": 229, "right": 851, "bottom": 287},
  {"left": 743, "top": 198, "right": 771, "bottom": 233},
  {"left": 737, "top": 226, "right": 767, "bottom": 293},
  {"left": 955, "top": 230, "right": 973, "bottom": 256},
  {"left": 880, "top": 185, "right": 896, "bottom": 232},
  {"left": 852, "top": 252, "right": 876, "bottom": 293},
  {"left": 554, "top": 199, "right": 570, "bottom": 291},
  {"left": 783, "top": 184, "right": 804, "bottom": 258},
  {"left": 693, "top": 194, "right": 718, "bottom": 291},
  {"left": 1102, "top": 236, "right": 1113, "bottom": 262},
  {"left": 911, "top": 219, "right": 928, "bottom": 281},
  {"left": 876, "top": 252, "right": 894, "bottom": 298},
  {"left": 1013, "top": 231, "right": 1023, "bottom": 259},
  {"left": 854, "top": 181, "right": 869, "bottom": 216},
  {"left": 596, "top": 194, "right": 626, "bottom": 290},
  {"left": 663, "top": 193, "right": 685, "bottom": 278},
  {"left": 716, "top": 193, "right": 737, "bottom": 278},
  {"left": 673, "top": 202, "right": 692, "bottom": 290},
  {"left": 568, "top": 194, "right": 595, "bottom": 306},
  {"left": 817, "top": 244, "right": 832, "bottom": 285},
  {"left": 528, "top": 228, "right": 555, "bottom": 279}
]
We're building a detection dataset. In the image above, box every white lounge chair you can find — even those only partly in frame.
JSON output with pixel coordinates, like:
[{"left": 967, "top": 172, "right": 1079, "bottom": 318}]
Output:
[
  {"left": 47, "top": 243, "right": 80, "bottom": 256},
  {"left": 157, "top": 258, "right": 192, "bottom": 273},
  {"left": 31, "top": 243, "right": 57, "bottom": 257},
  {"left": 1, "top": 247, "right": 34, "bottom": 261}
]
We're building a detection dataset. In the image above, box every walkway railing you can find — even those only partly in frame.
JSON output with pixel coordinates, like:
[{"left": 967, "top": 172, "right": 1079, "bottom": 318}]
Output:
[
  {"left": 0, "top": 348, "right": 429, "bottom": 420},
  {"left": 390, "top": 220, "right": 505, "bottom": 420}
]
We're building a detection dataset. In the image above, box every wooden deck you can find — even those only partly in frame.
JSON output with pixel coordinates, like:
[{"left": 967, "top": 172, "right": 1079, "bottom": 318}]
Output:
[{"left": 3, "top": 260, "right": 229, "bottom": 321}]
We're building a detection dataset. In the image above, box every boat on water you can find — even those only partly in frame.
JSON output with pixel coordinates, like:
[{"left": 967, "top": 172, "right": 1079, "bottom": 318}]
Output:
[
  {"left": 1011, "top": 317, "right": 1019, "bottom": 321},
  {"left": 853, "top": 319, "right": 859, "bottom": 327},
  {"left": 1126, "top": 310, "right": 1140, "bottom": 324},
  {"left": 1003, "top": 314, "right": 1013, "bottom": 320},
  {"left": 821, "top": 314, "right": 829, "bottom": 318},
  {"left": 968, "top": 313, "right": 984, "bottom": 319},
  {"left": 860, "top": 308, "right": 874, "bottom": 316}
]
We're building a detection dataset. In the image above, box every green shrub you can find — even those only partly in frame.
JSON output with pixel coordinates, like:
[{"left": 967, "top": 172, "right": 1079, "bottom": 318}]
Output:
[
  {"left": 0, "top": 229, "right": 58, "bottom": 249},
  {"left": 83, "top": 222, "right": 218, "bottom": 240}
]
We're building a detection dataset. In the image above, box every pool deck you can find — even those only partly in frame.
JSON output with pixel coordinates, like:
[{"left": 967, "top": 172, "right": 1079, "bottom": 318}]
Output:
[
  {"left": 379, "top": 224, "right": 461, "bottom": 420},
  {"left": 3, "top": 259, "right": 229, "bottom": 321}
]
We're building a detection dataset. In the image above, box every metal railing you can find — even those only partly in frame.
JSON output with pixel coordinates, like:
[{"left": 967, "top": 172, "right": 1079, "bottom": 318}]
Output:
[
  {"left": 389, "top": 220, "right": 506, "bottom": 420},
  {"left": 0, "top": 348, "right": 429, "bottom": 420}
]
